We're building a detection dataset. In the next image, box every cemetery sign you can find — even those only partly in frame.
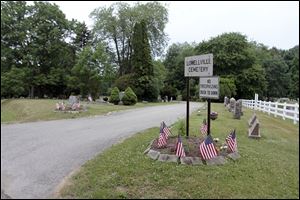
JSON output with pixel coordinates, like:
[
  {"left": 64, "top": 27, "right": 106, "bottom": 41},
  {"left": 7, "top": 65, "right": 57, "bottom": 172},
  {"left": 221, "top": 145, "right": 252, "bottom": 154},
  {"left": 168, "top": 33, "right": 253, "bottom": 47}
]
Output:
[
  {"left": 199, "top": 76, "right": 219, "bottom": 99},
  {"left": 184, "top": 54, "right": 213, "bottom": 77}
]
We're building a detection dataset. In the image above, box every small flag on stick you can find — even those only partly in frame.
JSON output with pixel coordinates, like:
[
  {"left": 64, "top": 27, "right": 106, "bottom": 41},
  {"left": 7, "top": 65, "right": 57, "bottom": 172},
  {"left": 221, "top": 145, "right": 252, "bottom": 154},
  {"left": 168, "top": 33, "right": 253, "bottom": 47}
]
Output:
[
  {"left": 199, "top": 135, "right": 217, "bottom": 160},
  {"left": 162, "top": 121, "right": 172, "bottom": 139},
  {"left": 157, "top": 124, "right": 167, "bottom": 148},
  {"left": 176, "top": 135, "right": 186, "bottom": 157},
  {"left": 200, "top": 119, "right": 207, "bottom": 135},
  {"left": 226, "top": 129, "right": 237, "bottom": 153}
]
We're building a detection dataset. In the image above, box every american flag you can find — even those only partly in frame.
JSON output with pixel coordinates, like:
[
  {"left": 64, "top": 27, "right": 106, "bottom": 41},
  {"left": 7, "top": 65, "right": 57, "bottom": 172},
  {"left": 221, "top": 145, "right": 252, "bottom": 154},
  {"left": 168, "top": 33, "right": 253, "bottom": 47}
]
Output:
[
  {"left": 199, "top": 135, "right": 217, "bottom": 160},
  {"left": 226, "top": 129, "right": 237, "bottom": 152},
  {"left": 200, "top": 120, "right": 207, "bottom": 135},
  {"left": 157, "top": 124, "right": 167, "bottom": 148},
  {"left": 176, "top": 135, "right": 186, "bottom": 157},
  {"left": 162, "top": 121, "right": 171, "bottom": 139}
]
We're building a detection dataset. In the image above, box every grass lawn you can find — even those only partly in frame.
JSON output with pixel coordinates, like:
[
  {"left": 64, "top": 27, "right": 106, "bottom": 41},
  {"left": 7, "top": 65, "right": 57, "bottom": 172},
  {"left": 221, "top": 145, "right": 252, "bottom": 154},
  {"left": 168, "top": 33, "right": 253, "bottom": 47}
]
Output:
[
  {"left": 58, "top": 103, "right": 299, "bottom": 199},
  {"left": 1, "top": 99, "right": 178, "bottom": 124}
]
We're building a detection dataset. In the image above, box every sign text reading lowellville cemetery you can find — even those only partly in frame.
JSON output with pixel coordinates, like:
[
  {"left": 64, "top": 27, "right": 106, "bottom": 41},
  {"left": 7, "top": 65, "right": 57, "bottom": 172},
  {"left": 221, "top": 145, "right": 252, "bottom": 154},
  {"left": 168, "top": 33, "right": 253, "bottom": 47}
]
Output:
[
  {"left": 199, "top": 76, "right": 219, "bottom": 99},
  {"left": 184, "top": 54, "right": 213, "bottom": 77}
]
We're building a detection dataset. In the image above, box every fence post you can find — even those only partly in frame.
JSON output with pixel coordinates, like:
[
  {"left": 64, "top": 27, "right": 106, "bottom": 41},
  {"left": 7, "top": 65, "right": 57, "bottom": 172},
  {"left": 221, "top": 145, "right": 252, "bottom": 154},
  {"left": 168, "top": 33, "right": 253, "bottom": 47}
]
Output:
[
  {"left": 283, "top": 102, "right": 286, "bottom": 120},
  {"left": 254, "top": 93, "right": 258, "bottom": 110},
  {"left": 268, "top": 101, "right": 271, "bottom": 115},
  {"left": 274, "top": 102, "right": 278, "bottom": 117},
  {"left": 294, "top": 103, "right": 299, "bottom": 125}
]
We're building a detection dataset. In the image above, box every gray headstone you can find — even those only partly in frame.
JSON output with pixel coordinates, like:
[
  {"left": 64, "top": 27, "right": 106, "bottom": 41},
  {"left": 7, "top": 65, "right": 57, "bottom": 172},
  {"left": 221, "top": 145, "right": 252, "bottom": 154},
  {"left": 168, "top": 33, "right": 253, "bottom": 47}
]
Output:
[
  {"left": 206, "top": 156, "right": 227, "bottom": 165},
  {"left": 147, "top": 150, "right": 160, "bottom": 160},
  {"left": 233, "top": 100, "right": 242, "bottom": 119},
  {"left": 69, "top": 95, "right": 79, "bottom": 105},
  {"left": 248, "top": 118, "right": 261, "bottom": 138},
  {"left": 224, "top": 96, "right": 229, "bottom": 106},
  {"left": 229, "top": 98, "right": 236, "bottom": 112},
  {"left": 226, "top": 152, "right": 241, "bottom": 160},
  {"left": 119, "top": 92, "right": 125, "bottom": 100}
]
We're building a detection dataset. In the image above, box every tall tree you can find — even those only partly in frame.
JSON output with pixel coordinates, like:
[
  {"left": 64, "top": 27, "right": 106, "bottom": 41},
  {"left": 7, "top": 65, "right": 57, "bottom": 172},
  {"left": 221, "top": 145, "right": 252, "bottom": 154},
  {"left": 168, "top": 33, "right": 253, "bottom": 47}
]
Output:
[
  {"left": 163, "top": 42, "right": 196, "bottom": 99},
  {"left": 1, "top": 1, "right": 28, "bottom": 73},
  {"left": 67, "top": 43, "right": 113, "bottom": 99},
  {"left": 131, "top": 20, "right": 158, "bottom": 101},
  {"left": 195, "top": 32, "right": 256, "bottom": 76},
  {"left": 90, "top": 2, "right": 168, "bottom": 76},
  {"left": 69, "top": 20, "right": 92, "bottom": 54}
]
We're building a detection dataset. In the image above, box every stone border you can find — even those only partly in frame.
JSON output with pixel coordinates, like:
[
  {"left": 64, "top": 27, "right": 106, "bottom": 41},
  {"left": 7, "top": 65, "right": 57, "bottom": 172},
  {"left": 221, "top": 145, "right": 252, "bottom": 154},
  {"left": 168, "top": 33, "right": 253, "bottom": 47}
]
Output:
[{"left": 145, "top": 139, "right": 240, "bottom": 166}]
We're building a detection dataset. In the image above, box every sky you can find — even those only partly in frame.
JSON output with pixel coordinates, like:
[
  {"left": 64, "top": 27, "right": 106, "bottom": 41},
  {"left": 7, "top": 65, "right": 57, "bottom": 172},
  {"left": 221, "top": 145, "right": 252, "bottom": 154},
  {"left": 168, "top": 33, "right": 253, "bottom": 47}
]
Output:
[{"left": 44, "top": 1, "right": 299, "bottom": 50}]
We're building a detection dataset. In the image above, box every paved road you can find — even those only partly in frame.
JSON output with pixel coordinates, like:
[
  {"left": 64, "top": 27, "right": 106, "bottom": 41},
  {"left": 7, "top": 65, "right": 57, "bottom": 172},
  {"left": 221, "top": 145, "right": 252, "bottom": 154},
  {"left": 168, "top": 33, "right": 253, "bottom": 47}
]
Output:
[{"left": 1, "top": 102, "right": 201, "bottom": 199}]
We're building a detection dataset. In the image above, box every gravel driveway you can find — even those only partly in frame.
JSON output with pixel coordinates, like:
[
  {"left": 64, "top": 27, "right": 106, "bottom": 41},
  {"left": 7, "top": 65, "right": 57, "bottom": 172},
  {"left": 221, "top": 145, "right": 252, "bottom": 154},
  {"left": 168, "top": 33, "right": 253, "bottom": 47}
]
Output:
[{"left": 1, "top": 102, "right": 201, "bottom": 199}]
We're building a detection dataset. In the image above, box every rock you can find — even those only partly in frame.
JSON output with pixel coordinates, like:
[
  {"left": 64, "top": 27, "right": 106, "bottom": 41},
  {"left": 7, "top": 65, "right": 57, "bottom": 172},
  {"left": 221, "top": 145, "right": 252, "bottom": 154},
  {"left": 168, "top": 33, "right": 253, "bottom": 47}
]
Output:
[
  {"left": 206, "top": 156, "right": 227, "bottom": 165},
  {"left": 191, "top": 157, "right": 204, "bottom": 165},
  {"left": 180, "top": 157, "right": 193, "bottom": 165},
  {"left": 147, "top": 150, "right": 160, "bottom": 160},
  {"left": 166, "top": 155, "right": 179, "bottom": 163},
  {"left": 157, "top": 154, "right": 169, "bottom": 162},
  {"left": 226, "top": 152, "right": 240, "bottom": 160}
]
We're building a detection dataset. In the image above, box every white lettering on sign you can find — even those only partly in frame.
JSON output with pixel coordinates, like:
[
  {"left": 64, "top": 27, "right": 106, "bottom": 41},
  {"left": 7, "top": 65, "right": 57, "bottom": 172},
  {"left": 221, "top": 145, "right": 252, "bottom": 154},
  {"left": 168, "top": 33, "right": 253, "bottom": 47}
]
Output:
[
  {"left": 199, "top": 76, "right": 219, "bottom": 99},
  {"left": 185, "top": 54, "right": 213, "bottom": 77}
]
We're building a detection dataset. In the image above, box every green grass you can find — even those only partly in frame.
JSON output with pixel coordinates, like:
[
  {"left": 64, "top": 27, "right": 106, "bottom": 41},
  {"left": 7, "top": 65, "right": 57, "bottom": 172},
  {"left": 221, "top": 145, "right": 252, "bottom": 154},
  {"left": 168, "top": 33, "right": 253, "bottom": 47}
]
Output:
[
  {"left": 59, "top": 103, "right": 299, "bottom": 199},
  {"left": 1, "top": 99, "right": 178, "bottom": 124}
]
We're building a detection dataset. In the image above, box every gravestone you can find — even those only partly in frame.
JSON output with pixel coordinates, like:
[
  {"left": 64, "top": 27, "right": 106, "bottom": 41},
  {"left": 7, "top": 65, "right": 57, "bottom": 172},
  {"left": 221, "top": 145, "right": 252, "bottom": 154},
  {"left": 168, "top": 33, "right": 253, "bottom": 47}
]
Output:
[
  {"left": 248, "top": 113, "right": 257, "bottom": 127},
  {"left": 224, "top": 96, "right": 229, "bottom": 107},
  {"left": 233, "top": 100, "right": 242, "bottom": 119},
  {"left": 69, "top": 95, "right": 79, "bottom": 106},
  {"left": 118, "top": 92, "right": 125, "bottom": 105},
  {"left": 229, "top": 97, "right": 236, "bottom": 112},
  {"left": 248, "top": 118, "right": 261, "bottom": 138}
]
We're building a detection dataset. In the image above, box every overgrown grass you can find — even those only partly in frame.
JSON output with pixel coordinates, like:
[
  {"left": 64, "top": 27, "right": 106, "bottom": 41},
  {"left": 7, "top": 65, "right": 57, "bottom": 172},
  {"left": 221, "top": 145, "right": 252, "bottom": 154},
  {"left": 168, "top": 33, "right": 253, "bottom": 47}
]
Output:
[
  {"left": 1, "top": 99, "right": 178, "bottom": 124},
  {"left": 59, "top": 103, "right": 299, "bottom": 199}
]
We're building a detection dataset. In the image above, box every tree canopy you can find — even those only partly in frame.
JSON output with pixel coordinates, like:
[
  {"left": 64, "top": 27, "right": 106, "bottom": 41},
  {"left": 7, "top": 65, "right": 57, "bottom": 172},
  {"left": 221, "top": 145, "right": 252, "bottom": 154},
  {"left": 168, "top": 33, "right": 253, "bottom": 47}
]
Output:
[{"left": 1, "top": 1, "right": 298, "bottom": 102}]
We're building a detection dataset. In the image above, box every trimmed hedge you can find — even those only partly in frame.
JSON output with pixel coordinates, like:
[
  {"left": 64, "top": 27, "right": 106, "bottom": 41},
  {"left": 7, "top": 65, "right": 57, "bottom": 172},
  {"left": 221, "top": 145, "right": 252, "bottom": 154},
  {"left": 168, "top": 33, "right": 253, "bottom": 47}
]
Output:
[
  {"left": 109, "top": 87, "right": 120, "bottom": 105},
  {"left": 122, "top": 87, "right": 137, "bottom": 105}
]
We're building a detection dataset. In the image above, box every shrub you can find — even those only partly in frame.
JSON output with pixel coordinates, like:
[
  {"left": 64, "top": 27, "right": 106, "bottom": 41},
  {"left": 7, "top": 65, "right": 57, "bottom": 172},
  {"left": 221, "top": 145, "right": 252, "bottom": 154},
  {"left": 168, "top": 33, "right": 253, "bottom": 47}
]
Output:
[
  {"left": 122, "top": 87, "right": 137, "bottom": 105},
  {"left": 109, "top": 87, "right": 120, "bottom": 105}
]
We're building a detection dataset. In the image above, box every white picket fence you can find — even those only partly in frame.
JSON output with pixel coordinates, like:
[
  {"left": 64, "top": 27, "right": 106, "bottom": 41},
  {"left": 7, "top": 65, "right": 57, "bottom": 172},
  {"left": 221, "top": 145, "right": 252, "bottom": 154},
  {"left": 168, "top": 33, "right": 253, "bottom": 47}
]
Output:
[{"left": 242, "top": 99, "right": 299, "bottom": 124}]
